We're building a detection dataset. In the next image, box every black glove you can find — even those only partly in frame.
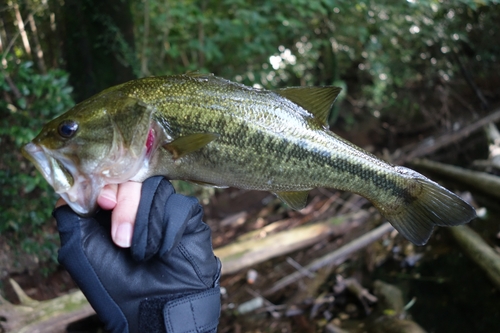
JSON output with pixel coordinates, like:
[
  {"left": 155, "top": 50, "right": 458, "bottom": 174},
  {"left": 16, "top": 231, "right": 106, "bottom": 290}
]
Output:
[{"left": 53, "top": 176, "right": 221, "bottom": 333}]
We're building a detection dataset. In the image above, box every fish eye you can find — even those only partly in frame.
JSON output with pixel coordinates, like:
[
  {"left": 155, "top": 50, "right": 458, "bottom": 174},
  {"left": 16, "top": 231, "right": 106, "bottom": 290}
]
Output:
[{"left": 58, "top": 120, "right": 79, "bottom": 138}]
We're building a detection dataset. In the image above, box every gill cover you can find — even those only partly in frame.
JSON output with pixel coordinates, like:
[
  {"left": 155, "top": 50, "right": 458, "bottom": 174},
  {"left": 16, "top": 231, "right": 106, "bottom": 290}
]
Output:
[{"left": 22, "top": 90, "right": 154, "bottom": 216}]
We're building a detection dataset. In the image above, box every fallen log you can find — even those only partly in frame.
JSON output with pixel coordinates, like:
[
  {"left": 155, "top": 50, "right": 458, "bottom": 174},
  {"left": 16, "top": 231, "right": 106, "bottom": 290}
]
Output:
[
  {"left": 411, "top": 158, "right": 500, "bottom": 199},
  {"left": 215, "top": 210, "right": 370, "bottom": 275},
  {"left": 450, "top": 225, "right": 500, "bottom": 290},
  {"left": 264, "top": 222, "right": 395, "bottom": 296},
  {"left": 473, "top": 122, "right": 500, "bottom": 171},
  {"left": 0, "top": 279, "right": 94, "bottom": 333}
]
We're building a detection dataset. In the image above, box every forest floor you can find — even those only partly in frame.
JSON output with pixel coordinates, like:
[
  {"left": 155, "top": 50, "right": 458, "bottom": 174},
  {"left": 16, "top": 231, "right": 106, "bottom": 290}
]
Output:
[{"left": 2, "top": 107, "right": 500, "bottom": 333}]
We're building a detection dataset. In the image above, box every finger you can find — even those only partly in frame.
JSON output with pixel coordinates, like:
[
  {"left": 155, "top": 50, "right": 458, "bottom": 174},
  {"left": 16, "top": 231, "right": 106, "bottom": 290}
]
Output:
[
  {"left": 55, "top": 197, "right": 67, "bottom": 208},
  {"left": 111, "top": 181, "right": 142, "bottom": 248},
  {"left": 97, "top": 184, "right": 118, "bottom": 210}
]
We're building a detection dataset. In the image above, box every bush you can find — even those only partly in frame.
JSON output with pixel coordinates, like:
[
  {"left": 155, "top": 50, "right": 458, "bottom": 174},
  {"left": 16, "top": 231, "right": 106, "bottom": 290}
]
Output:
[{"left": 0, "top": 58, "right": 74, "bottom": 266}]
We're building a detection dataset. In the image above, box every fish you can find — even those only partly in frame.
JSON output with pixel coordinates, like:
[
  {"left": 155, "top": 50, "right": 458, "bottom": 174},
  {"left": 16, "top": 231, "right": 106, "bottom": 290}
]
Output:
[{"left": 22, "top": 72, "right": 476, "bottom": 245}]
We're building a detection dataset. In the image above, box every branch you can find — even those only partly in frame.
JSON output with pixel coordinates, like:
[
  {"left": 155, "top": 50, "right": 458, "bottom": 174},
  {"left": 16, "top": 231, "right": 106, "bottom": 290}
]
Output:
[
  {"left": 263, "top": 222, "right": 394, "bottom": 296},
  {"left": 0, "top": 279, "right": 94, "bottom": 333},
  {"left": 450, "top": 225, "right": 500, "bottom": 290},
  {"left": 452, "top": 50, "right": 489, "bottom": 109},
  {"left": 411, "top": 158, "right": 500, "bottom": 199},
  {"left": 214, "top": 211, "right": 369, "bottom": 275},
  {"left": 396, "top": 108, "right": 500, "bottom": 164}
]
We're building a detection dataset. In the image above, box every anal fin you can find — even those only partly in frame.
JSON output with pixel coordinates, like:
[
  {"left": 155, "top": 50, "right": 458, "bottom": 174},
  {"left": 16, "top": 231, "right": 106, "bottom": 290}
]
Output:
[
  {"left": 274, "top": 190, "right": 309, "bottom": 210},
  {"left": 188, "top": 179, "right": 229, "bottom": 189}
]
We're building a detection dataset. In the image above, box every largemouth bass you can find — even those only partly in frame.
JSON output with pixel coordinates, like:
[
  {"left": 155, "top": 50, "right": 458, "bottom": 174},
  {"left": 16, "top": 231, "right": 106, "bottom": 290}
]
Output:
[{"left": 22, "top": 73, "right": 476, "bottom": 245}]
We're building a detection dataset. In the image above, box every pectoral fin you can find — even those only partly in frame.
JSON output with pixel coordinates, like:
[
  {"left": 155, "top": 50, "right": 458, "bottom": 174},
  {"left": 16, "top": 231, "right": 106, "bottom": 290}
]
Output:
[
  {"left": 163, "top": 133, "right": 219, "bottom": 159},
  {"left": 274, "top": 190, "right": 309, "bottom": 210}
]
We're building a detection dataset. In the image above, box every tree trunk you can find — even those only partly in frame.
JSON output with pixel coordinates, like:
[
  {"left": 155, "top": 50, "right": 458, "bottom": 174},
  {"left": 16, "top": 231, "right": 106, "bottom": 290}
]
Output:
[
  {"left": 140, "top": 0, "right": 150, "bottom": 77},
  {"left": 13, "top": 3, "right": 31, "bottom": 56},
  {"left": 58, "top": 0, "right": 136, "bottom": 102},
  {"left": 27, "top": 13, "right": 47, "bottom": 74}
]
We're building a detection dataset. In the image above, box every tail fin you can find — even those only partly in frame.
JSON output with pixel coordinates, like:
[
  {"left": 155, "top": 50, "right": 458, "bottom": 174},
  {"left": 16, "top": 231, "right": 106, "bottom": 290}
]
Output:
[{"left": 378, "top": 168, "right": 477, "bottom": 245}]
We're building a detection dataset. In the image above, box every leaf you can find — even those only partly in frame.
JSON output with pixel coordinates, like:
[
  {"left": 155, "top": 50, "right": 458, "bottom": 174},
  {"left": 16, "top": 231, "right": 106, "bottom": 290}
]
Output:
[{"left": 18, "top": 98, "right": 27, "bottom": 110}]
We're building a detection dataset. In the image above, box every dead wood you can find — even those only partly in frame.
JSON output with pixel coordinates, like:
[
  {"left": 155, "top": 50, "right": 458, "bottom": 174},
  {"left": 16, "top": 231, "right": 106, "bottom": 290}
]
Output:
[
  {"left": 450, "top": 225, "right": 500, "bottom": 289},
  {"left": 263, "top": 222, "right": 394, "bottom": 296},
  {"left": 0, "top": 279, "right": 94, "bottom": 333},
  {"left": 473, "top": 122, "right": 500, "bottom": 171},
  {"left": 365, "top": 317, "right": 427, "bottom": 333},
  {"left": 366, "top": 280, "right": 427, "bottom": 333},
  {"left": 411, "top": 158, "right": 500, "bottom": 199},
  {"left": 372, "top": 280, "right": 404, "bottom": 314},
  {"left": 324, "top": 322, "right": 351, "bottom": 333},
  {"left": 395, "top": 108, "right": 500, "bottom": 164},
  {"left": 215, "top": 211, "right": 369, "bottom": 275},
  {"left": 340, "top": 277, "right": 377, "bottom": 315}
]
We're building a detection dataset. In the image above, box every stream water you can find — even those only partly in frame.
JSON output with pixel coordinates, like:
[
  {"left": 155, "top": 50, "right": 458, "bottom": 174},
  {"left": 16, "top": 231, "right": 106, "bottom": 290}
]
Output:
[{"left": 374, "top": 209, "right": 500, "bottom": 333}]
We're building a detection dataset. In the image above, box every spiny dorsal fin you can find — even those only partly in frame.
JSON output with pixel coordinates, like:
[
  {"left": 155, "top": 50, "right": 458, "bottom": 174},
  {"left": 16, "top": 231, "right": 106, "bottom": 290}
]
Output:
[
  {"left": 274, "top": 190, "right": 309, "bottom": 210},
  {"left": 184, "top": 71, "right": 214, "bottom": 79},
  {"left": 275, "top": 86, "right": 342, "bottom": 126},
  {"left": 163, "top": 133, "right": 219, "bottom": 159}
]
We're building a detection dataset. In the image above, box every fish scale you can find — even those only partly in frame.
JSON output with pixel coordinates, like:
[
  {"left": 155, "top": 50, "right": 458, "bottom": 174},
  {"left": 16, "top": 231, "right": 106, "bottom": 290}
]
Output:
[{"left": 22, "top": 72, "right": 476, "bottom": 245}]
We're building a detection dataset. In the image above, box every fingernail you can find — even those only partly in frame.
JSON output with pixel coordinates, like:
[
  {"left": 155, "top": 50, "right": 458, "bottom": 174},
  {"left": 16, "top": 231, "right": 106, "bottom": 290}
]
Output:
[
  {"left": 113, "top": 222, "right": 133, "bottom": 248},
  {"left": 99, "top": 189, "right": 117, "bottom": 209},
  {"left": 101, "top": 190, "right": 117, "bottom": 202}
]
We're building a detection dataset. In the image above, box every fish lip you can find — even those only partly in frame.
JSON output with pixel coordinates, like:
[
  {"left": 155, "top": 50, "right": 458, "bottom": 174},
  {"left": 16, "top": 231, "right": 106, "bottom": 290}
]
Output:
[
  {"left": 22, "top": 143, "right": 49, "bottom": 178},
  {"left": 22, "top": 143, "right": 71, "bottom": 193},
  {"left": 22, "top": 142, "right": 98, "bottom": 216}
]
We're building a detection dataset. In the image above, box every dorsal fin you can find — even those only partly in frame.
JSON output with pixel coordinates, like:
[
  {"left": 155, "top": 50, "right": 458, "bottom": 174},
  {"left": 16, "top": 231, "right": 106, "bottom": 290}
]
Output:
[
  {"left": 275, "top": 86, "right": 341, "bottom": 126},
  {"left": 184, "top": 71, "right": 214, "bottom": 79}
]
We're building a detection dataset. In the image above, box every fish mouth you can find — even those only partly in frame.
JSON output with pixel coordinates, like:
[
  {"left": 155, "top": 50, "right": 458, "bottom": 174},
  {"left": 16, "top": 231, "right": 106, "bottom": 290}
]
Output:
[{"left": 22, "top": 143, "right": 99, "bottom": 216}]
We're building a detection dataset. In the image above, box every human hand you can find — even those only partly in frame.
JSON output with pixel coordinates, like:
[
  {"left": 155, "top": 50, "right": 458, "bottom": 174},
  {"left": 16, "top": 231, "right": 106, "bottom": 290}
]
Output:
[
  {"left": 53, "top": 177, "right": 221, "bottom": 333},
  {"left": 56, "top": 182, "right": 141, "bottom": 248}
]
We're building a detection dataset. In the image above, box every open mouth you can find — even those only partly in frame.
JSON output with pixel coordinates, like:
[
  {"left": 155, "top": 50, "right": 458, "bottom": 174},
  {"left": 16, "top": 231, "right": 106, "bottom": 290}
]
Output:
[
  {"left": 22, "top": 143, "right": 99, "bottom": 216},
  {"left": 22, "top": 143, "right": 74, "bottom": 193}
]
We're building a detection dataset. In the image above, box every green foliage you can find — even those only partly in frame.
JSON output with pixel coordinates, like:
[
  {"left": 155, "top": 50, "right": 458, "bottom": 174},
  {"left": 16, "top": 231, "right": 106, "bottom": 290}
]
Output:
[
  {"left": 0, "top": 58, "right": 75, "bottom": 264},
  {"left": 133, "top": 0, "right": 500, "bottom": 126}
]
